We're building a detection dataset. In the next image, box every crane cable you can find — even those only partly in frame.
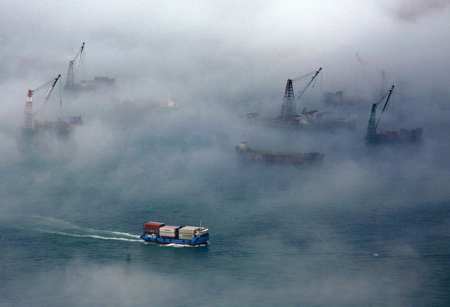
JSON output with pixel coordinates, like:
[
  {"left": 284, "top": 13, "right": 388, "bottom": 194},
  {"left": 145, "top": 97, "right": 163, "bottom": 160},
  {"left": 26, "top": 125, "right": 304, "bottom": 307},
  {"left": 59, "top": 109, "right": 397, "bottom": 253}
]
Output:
[
  {"left": 60, "top": 75, "right": 63, "bottom": 117},
  {"left": 32, "top": 77, "right": 58, "bottom": 93},
  {"left": 302, "top": 71, "right": 320, "bottom": 103},
  {"left": 296, "top": 68, "right": 322, "bottom": 101},
  {"left": 291, "top": 69, "right": 318, "bottom": 83}
]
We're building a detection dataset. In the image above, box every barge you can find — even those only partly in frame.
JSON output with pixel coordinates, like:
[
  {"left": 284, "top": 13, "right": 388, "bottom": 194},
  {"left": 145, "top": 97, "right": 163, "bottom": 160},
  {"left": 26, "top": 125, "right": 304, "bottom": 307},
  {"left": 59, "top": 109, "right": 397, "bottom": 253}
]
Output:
[{"left": 235, "top": 139, "right": 324, "bottom": 164}]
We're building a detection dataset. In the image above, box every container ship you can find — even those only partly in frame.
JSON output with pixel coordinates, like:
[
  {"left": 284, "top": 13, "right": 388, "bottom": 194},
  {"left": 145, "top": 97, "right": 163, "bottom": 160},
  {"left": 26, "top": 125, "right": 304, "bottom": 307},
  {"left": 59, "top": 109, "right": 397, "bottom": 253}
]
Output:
[
  {"left": 365, "top": 85, "right": 423, "bottom": 144},
  {"left": 140, "top": 222, "right": 209, "bottom": 246},
  {"left": 235, "top": 139, "right": 324, "bottom": 164}
]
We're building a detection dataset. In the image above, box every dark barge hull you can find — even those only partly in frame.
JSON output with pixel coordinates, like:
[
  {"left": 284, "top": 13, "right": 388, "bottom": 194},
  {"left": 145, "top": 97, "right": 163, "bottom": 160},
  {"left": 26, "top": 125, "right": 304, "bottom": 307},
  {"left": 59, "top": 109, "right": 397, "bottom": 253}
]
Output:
[
  {"left": 235, "top": 141, "right": 324, "bottom": 165},
  {"left": 365, "top": 128, "right": 423, "bottom": 144}
]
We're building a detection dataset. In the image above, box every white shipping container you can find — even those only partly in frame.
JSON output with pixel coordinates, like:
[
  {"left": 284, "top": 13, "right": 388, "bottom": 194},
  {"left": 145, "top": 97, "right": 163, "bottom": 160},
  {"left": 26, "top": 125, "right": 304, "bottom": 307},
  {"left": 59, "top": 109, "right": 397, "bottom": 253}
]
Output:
[
  {"left": 179, "top": 226, "right": 200, "bottom": 234},
  {"left": 160, "top": 226, "right": 179, "bottom": 233}
]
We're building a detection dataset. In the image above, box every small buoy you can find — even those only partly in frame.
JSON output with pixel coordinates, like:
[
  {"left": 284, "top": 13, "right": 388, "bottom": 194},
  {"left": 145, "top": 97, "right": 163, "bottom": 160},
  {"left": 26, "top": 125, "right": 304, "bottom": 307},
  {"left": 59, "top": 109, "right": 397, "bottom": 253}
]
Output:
[{"left": 126, "top": 254, "right": 131, "bottom": 261}]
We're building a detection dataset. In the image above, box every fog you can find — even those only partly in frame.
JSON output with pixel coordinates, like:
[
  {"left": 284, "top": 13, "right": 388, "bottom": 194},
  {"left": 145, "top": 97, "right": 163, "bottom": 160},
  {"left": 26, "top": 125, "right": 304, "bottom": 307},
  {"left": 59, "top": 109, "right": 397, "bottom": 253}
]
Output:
[{"left": 1, "top": 0, "right": 450, "bottom": 306}]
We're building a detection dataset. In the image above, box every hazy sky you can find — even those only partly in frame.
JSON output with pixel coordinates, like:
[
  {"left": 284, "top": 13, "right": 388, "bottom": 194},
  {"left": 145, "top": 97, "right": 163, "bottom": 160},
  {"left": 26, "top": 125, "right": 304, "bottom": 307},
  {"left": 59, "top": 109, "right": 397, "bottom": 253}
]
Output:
[
  {"left": 2, "top": 0, "right": 449, "bottom": 98},
  {"left": 0, "top": 0, "right": 448, "bottom": 147}
]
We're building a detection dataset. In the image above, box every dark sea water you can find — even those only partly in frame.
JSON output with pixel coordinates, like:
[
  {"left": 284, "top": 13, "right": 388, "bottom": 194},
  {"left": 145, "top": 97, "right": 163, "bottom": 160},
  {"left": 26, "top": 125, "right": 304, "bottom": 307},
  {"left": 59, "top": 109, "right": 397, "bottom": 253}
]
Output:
[{"left": 1, "top": 105, "right": 450, "bottom": 306}]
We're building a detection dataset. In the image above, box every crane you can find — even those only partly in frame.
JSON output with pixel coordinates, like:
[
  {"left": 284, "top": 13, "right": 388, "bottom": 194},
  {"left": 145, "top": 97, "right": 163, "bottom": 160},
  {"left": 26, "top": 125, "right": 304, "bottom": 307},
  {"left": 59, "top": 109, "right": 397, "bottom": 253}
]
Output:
[
  {"left": 64, "top": 42, "right": 85, "bottom": 90},
  {"left": 356, "top": 53, "right": 387, "bottom": 99},
  {"left": 279, "top": 67, "right": 322, "bottom": 119},
  {"left": 24, "top": 74, "right": 61, "bottom": 131},
  {"left": 366, "top": 85, "right": 394, "bottom": 137}
]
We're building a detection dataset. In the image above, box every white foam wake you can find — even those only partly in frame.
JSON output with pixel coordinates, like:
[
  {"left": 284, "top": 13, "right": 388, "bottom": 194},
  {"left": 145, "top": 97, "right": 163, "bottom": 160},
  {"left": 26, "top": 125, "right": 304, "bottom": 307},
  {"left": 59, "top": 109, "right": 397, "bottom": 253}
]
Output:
[
  {"left": 23, "top": 215, "right": 142, "bottom": 242},
  {"left": 40, "top": 230, "right": 142, "bottom": 242}
]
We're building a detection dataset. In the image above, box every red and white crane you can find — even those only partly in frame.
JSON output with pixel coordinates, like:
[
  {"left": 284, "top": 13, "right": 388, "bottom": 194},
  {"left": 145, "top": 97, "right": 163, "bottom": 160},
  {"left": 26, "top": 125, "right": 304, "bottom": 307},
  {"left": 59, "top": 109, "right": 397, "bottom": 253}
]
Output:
[{"left": 23, "top": 74, "right": 61, "bottom": 131}]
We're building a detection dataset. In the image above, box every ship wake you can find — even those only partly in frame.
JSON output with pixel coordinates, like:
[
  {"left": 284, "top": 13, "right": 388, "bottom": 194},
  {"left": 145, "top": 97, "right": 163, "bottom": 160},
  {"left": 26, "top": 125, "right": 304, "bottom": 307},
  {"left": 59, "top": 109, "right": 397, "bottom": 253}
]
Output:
[
  {"left": 159, "top": 242, "right": 210, "bottom": 248},
  {"left": 16, "top": 215, "right": 142, "bottom": 242}
]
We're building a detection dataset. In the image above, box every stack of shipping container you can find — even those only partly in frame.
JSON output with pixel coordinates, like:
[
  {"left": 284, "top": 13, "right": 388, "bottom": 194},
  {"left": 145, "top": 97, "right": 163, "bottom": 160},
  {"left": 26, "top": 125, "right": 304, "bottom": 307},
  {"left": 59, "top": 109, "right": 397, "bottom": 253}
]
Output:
[
  {"left": 143, "top": 222, "right": 204, "bottom": 240},
  {"left": 159, "top": 226, "right": 180, "bottom": 238},
  {"left": 178, "top": 226, "right": 201, "bottom": 240},
  {"left": 143, "top": 222, "right": 165, "bottom": 237}
]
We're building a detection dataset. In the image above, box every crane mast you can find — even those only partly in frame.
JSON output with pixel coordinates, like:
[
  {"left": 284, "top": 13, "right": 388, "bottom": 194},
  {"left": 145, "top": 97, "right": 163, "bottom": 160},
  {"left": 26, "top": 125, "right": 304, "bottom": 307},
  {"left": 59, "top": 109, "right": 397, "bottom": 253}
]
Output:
[
  {"left": 24, "top": 90, "right": 34, "bottom": 130},
  {"left": 280, "top": 79, "right": 296, "bottom": 119}
]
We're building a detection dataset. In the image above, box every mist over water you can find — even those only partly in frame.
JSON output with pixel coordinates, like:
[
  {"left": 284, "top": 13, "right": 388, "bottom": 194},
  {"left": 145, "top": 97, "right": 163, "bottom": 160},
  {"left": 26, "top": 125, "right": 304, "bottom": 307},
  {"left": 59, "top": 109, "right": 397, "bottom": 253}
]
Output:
[{"left": 1, "top": 1, "right": 450, "bottom": 306}]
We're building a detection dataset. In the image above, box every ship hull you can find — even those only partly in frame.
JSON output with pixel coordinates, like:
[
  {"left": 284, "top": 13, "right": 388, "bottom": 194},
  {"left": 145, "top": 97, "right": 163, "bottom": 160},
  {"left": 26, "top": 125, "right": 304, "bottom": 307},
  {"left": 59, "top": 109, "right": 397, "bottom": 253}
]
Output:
[
  {"left": 21, "top": 125, "right": 77, "bottom": 136},
  {"left": 366, "top": 128, "right": 423, "bottom": 144},
  {"left": 235, "top": 147, "right": 324, "bottom": 165},
  {"left": 21, "top": 127, "right": 39, "bottom": 136},
  {"left": 140, "top": 234, "right": 209, "bottom": 246}
]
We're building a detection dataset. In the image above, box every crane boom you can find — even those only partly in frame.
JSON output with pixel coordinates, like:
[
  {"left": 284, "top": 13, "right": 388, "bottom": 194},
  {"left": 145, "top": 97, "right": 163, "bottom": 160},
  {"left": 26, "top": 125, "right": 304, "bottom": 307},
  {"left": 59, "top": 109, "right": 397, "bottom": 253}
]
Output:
[
  {"left": 366, "top": 85, "right": 394, "bottom": 136},
  {"left": 296, "top": 67, "right": 322, "bottom": 101},
  {"left": 33, "top": 74, "right": 61, "bottom": 117},
  {"left": 375, "top": 85, "right": 394, "bottom": 130},
  {"left": 291, "top": 69, "right": 320, "bottom": 83}
]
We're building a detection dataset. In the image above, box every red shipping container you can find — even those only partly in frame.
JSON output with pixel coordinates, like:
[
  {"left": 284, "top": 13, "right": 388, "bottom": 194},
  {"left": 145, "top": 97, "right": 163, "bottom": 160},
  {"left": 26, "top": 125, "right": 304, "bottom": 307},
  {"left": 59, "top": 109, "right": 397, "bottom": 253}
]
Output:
[{"left": 143, "top": 222, "right": 165, "bottom": 229}]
